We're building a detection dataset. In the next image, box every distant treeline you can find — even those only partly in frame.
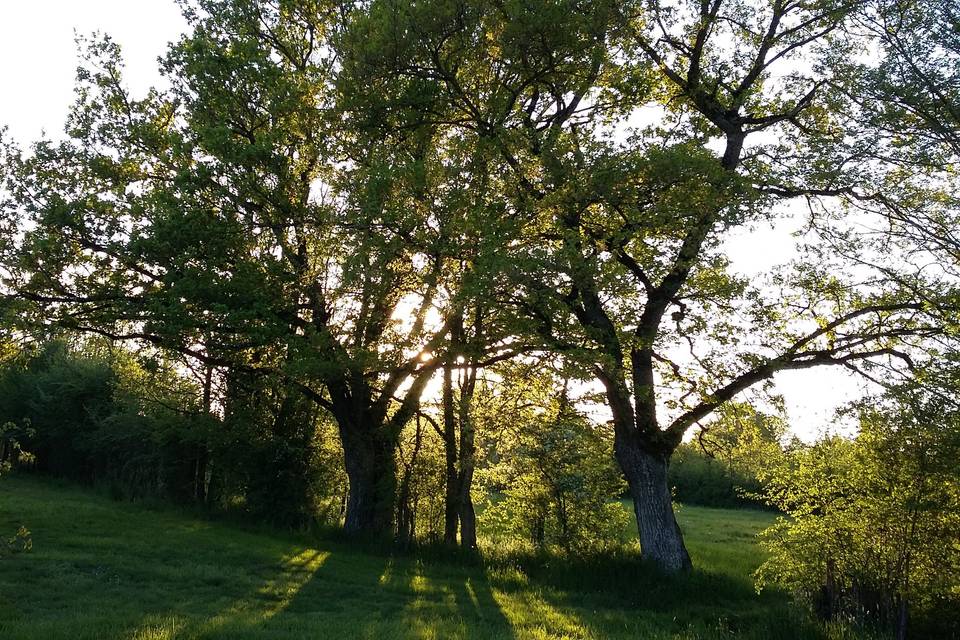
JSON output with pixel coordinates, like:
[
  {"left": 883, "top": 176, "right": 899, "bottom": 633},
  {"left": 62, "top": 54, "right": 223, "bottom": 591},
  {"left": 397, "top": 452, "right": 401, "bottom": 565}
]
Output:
[
  {"left": 0, "top": 340, "right": 346, "bottom": 528},
  {"left": 669, "top": 448, "right": 768, "bottom": 510}
]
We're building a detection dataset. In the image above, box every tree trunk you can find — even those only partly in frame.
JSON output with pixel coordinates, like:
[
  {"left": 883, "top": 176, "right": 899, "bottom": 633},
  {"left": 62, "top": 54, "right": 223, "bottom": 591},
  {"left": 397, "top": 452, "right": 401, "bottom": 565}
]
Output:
[
  {"left": 443, "top": 464, "right": 461, "bottom": 544},
  {"left": 895, "top": 596, "right": 908, "bottom": 640},
  {"left": 442, "top": 363, "right": 461, "bottom": 545},
  {"left": 193, "top": 448, "right": 208, "bottom": 502},
  {"left": 339, "top": 421, "right": 397, "bottom": 536},
  {"left": 396, "top": 416, "right": 425, "bottom": 544},
  {"left": 457, "top": 419, "right": 478, "bottom": 551},
  {"left": 197, "top": 361, "right": 213, "bottom": 504},
  {"left": 457, "top": 339, "right": 479, "bottom": 550},
  {"left": 616, "top": 440, "right": 691, "bottom": 572},
  {"left": 459, "top": 490, "right": 477, "bottom": 550}
]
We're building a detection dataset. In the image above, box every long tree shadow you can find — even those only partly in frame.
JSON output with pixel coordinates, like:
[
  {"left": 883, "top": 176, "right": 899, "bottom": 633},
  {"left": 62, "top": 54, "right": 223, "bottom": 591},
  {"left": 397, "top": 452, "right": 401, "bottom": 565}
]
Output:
[
  {"left": 122, "top": 543, "right": 334, "bottom": 639},
  {"left": 482, "top": 548, "right": 829, "bottom": 639},
  {"left": 398, "top": 557, "right": 518, "bottom": 639},
  {"left": 197, "top": 542, "right": 518, "bottom": 640},
  {"left": 117, "top": 527, "right": 815, "bottom": 640},
  {"left": 78, "top": 486, "right": 791, "bottom": 640},
  {"left": 6, "top": 475, "right": 813, "bottom": 640}
]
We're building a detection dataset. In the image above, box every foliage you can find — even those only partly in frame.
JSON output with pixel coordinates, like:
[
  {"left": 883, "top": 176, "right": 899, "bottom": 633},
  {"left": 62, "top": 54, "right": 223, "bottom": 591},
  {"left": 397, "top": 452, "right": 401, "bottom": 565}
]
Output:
[
  {"left": 212, "top": 371, "right": 347, "bottom": 528},
  {"left": 669, "top": 447, "right": 763, "bottom": 509},
  {"left": 756, "top": 385, "right": 960, "bottom": 638},
  {"left": 0, "top": 0, "right": 509, "bottom": 535},
  {"left": 853, "top": 0, "right": 960, "bottom": 167},
  {"left": 669, "top": 403, "right": 790, "bottom": 509},
  {"left": 0, "top": 421, "right": 36, "bottom": 473},
  {"left": 335, "top": 0, "right": 958, "bottom": 570},
  {"left": 480, "top": 384, "right": 629, "bottom": 552},
  {"left": 0, "top": 340, "right": 203, "bottom": 492},
  {"left": 0, "top": 340, "right": 348, "bottom": 529},
  {"left": 1, "top": 526, "right": 32, "bottom": 557}
]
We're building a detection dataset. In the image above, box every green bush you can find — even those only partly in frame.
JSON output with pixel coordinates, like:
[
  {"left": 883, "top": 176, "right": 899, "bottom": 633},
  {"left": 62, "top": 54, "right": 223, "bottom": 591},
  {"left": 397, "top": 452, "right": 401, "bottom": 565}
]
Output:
[
  {"left": 0, "top": 340, "right": 348, "bottom": 530},
  {"left": 1, "top": 526, "right": 32, "bottom": 557},
  {"left": 480, "top": 397, "right": 630, "bottom": 552},
  {"left": 755, "top": 387, "right": 960, "bottom": 638},
  {"left": 669, "top": 403, "right": 789, "bottom": 509},
  {"left": 0, "top": 341, "right": 206, "bottom": 495}
]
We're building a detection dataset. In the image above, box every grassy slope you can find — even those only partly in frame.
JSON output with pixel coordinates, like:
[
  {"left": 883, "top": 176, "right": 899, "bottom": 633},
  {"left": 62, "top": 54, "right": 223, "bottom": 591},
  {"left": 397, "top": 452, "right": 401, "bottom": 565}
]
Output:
[{"left": 0, "top": 475, "right": 851, "bottom": 640}]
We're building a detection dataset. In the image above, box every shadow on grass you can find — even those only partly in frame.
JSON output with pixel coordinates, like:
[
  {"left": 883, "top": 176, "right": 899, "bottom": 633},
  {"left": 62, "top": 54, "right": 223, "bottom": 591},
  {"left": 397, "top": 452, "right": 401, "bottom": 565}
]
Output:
[
  {"left": 144, "top": 540, "right": 518, "bottom": 640},
  {"left": 110, "top": 532, "right": 808, "bottom": 639},
  {"left": 251, "top": 547, "right": 517, "bottom": 640},
  {"left": 477, "top": 547, "right": 828, "bottom": 640}
]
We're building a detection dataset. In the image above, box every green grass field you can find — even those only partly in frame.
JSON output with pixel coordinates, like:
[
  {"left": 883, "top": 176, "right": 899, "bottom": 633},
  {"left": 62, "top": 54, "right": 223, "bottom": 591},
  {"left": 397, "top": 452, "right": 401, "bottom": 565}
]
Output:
[{"left": 0, "top": 475, "right": 864, "bottom": 640}]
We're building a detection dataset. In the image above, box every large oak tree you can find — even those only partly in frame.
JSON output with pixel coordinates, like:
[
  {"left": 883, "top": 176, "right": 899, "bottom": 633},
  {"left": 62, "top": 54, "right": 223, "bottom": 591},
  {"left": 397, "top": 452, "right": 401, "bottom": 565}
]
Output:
[
  {"left": 0, "top": 0, "right": 513, "bottom": 536},
  {"left": 340, "top": 0, "right": 955, "bottom": 570}
]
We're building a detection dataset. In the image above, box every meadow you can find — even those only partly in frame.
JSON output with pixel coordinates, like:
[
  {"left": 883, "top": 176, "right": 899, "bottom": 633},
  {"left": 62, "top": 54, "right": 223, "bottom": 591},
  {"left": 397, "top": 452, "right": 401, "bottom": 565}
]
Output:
[{"left": 0, "top": 474, "right": 869, "bottom": 640}]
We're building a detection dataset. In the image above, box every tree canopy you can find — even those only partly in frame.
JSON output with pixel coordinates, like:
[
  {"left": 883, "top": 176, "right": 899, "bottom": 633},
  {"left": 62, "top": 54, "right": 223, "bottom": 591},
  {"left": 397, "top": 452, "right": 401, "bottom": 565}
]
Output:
[{"left": 1, "top": 0, "right": 958, "bottom": 573}]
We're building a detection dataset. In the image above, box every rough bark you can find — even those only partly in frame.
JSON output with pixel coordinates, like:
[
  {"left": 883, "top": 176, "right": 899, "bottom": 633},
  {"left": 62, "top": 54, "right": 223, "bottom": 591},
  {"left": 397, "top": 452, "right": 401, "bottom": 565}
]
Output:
[
  {"left": 329, "top": 357, "right": 439, "bottom": 537},
  {"left": 458, "top": 489, "right": 477, "bottom": 550},
  {"left": 457, "top": 411, "right": 478, "bottom": 550},
  {"left": 339, "top": 419, "right": 398, "bottom": 536},
  {"left": 616, "top": 439, "right": 692, "bottom": 572},
  {"left": 599, "top": 366, "right": 690, "bottom": 572}
]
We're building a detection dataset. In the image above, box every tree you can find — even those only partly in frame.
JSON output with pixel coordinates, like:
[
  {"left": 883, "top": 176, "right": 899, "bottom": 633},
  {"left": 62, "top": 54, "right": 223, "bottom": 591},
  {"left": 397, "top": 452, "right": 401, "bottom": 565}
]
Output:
[
  {"left": 2, "top": 0, "right": 955, "bottom": 566},
  {"left": 340, "top": 0, "right": 952, "bottom": 571},
  {"left": 0, "top": 2, "right": 511, "bottom": 535},
  {"left": 0, "top": 338, "right": 212, "bottom": 498},
  {"left": 215, "top": 368, "right": 342, "bottom": 527},
  {"left": 756, "top": 380, "right": 960, "bottom": 639}
]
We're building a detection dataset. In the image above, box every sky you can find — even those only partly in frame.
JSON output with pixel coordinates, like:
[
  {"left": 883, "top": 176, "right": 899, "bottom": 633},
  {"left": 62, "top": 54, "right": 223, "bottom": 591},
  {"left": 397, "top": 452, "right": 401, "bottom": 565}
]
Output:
[
  {"left": 0, "top": 1, "right": 188, "bottom": 142},
  {"left": 0, "top": 1, "right": 866, "bottom": 441}
]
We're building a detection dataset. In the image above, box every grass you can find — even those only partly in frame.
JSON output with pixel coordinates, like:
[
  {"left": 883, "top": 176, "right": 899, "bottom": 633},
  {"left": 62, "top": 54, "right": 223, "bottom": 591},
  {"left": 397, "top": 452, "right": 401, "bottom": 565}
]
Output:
[{"left": 0, "top": 474, "right": 865, "bottom": 640}]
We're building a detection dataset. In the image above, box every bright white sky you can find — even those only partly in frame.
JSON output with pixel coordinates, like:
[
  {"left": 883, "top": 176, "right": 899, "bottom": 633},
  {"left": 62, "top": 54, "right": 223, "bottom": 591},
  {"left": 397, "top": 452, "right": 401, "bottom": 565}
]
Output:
[{"left": 0, "top": 0, "right": 865, "bottom": 441}]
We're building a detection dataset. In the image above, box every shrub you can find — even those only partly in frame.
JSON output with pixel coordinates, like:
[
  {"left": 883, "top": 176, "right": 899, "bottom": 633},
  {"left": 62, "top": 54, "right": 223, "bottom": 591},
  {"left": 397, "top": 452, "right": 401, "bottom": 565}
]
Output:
[
  {"left": 0, "top": 340, "right": 349, "bottom": 530},
  {"left": 480, "top": 396, "right": 630, "bottom": 552},
  {"left": 755, "top": 387, "right": 960, "bottom": 638}
]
